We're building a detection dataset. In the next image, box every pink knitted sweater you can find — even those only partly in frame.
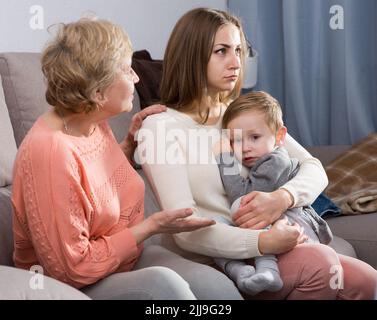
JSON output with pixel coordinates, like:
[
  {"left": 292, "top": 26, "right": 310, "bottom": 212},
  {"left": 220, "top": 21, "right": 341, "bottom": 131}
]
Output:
[{"left": 12, "top": 117, "right": 144, "bottom": 288}]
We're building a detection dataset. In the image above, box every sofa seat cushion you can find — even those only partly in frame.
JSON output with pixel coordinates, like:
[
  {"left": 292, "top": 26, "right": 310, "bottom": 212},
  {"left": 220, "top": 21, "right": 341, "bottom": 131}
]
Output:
[
  {"left": 0, "top": 266, "right": 90, "bottom": 300},
  {"left": 0, "top": 185, "right": 14, "bottom": 266},
  {"left": 328, "top": 236, "right": 357, "bottom": 259},
  {"left": 327, "top": 213, "right": 377, "bottom": 269}
]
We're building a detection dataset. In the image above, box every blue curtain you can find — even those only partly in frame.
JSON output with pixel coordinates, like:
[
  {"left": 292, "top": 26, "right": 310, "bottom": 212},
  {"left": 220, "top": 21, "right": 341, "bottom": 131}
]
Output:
[{"left": 229, "top": 0, "right": 377, "bottom": 146}]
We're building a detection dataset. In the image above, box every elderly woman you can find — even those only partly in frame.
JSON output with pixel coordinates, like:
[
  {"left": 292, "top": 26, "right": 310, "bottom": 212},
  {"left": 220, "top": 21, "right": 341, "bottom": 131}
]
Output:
[{"left": 11, "top": 18, "right": 236, "bottom": 300}]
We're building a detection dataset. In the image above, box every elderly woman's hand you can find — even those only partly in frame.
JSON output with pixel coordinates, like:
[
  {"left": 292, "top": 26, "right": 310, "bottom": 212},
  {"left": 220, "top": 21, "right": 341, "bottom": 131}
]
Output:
[
  {"left": 233, "top": 189, "right": 294, "bottom": 230},
  {"left": 149, "top": 209, "right": 216, "bottom": 235},
  {"left": 121, "top": 104, "right": 167, "bottom": 164},
  {"left": 130, "top": 209, "right": 215, "bottom": 244}
]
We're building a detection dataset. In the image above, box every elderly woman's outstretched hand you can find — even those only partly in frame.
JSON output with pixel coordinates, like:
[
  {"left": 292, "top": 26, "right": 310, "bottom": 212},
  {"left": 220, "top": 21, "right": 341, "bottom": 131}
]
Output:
[
  {"left": 149, "top": 209, "right": 216, "bottom": 235},
  {"left": 121, "top": 104, "right": 167, "bottom": 164},
  {"left": 131, "top": 208, "right": 215, "bottom": 244}
]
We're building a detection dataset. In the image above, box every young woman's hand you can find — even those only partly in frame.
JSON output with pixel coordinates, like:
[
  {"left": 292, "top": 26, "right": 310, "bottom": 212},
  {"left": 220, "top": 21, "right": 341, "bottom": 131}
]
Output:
[
  {"left": 120, "top": 104, "right": 167, "bottom": 164},
  {"left": 258, "top": 217, "right": 308, "bottom": 255},
  {"left": 131, "top": 209, "right": 215, "bottom": 244},
  {"left": 233, "top": 189, "right": 294, "bottom": 230}
]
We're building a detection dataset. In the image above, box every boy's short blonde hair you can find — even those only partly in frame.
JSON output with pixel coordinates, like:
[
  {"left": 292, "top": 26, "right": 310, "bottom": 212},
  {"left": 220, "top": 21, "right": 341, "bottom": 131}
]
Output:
[
  {"left": 222, "top": 91, "right": 284, "bottom": 133},
  {"left": 41, "top": 18, "right": 133, "bottom": 114}
]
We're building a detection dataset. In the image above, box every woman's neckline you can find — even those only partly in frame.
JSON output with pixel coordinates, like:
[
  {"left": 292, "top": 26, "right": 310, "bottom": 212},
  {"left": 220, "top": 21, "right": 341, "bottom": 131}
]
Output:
[
  {"left": 167, "top": 106, "right": 224, "bottom": 128},
  {"left": 39, "top": 114, "right": 102, "bottom": 142}
]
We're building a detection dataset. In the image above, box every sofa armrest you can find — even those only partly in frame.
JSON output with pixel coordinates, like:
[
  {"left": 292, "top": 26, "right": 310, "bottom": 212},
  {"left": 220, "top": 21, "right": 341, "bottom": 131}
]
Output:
[{"left": 0, "top": 266, "right": 91, "bottom": 300}]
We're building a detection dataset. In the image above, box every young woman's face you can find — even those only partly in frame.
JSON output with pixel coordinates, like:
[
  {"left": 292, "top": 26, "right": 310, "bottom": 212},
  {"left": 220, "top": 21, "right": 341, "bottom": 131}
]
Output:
[
  {"left": 207, "top": 24, "right": 242, "bottom": 96},
  {"left": 102, "top": 58, "right": 139, "bottom": 116}
]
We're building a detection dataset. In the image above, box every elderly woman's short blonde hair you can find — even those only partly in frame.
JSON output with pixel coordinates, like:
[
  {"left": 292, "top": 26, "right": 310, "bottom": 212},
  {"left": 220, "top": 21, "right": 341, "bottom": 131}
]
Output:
[{"left": 41, "top": 18, "right": 133, "bottom": 114}]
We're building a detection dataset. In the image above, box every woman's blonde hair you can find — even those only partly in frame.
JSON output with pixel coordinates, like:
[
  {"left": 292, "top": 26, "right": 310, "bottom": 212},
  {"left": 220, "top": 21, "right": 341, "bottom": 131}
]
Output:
[
  {"left": 160, "top": 8, "right": 247, "bottom": 124},
  {"left": 222, "top": 91, "right": 284, "bottom": 133},
  {"left": 41, "top": 18, "right": 133, "bottom": 114}
]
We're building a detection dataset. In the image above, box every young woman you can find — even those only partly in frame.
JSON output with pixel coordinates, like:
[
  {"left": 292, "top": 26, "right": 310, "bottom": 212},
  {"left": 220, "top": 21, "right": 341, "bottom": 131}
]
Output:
[{"left": 139, "top": 8, "right": 377, "bottom": 299}]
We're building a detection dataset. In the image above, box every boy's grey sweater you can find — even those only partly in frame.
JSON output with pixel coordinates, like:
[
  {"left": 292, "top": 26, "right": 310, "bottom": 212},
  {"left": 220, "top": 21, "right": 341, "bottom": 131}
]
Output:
[{"left": 216, "top": 147, "right": 333, "bottom": 245}]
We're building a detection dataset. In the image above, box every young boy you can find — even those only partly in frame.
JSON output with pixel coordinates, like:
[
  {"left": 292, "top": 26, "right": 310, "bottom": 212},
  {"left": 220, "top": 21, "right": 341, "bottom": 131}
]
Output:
[{"left": 214, "top": 91, "right": 333, "bottom": 296}]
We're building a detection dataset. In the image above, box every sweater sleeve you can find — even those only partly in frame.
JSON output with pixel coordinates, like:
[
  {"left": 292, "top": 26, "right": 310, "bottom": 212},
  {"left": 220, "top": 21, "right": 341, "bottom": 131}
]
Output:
[
  {"left": 137, "top": 116, "right": 263, "bottom": 259},
  {"left": 12, "top": 137, "right": 140, "bottom": 288},
  {"left": 216, "top": 152, "right": 253, "bottom": 204},
  {"left": 282, "top": 134, "right": 329, "bottom": 207}
]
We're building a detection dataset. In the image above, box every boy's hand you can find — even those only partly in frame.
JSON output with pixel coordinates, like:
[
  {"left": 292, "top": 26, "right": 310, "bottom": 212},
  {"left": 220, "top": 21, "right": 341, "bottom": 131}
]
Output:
[{"left": 213, "top": 135, "right": 232, "bottom": 156}]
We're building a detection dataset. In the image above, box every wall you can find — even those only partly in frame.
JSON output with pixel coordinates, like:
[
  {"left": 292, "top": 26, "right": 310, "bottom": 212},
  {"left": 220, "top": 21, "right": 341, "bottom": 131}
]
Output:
[{"left": 0, "top": 0, "right": 227, "bottom": 58}]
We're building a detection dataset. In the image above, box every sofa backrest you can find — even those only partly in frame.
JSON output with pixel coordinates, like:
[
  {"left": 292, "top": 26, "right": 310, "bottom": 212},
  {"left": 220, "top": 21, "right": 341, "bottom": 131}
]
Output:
[{"left": 0, "top": 53, "right": 50, "bottom": 147}]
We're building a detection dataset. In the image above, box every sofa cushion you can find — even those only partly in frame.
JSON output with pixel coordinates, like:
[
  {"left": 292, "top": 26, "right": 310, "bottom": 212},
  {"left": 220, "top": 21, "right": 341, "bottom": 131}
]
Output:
[
  {"left": 0, "top": 186, "right": 14, "bottom": 266},
  {"left": 0, "top": 266, "right": 90, "bottom": 300},
  {"left": 327, "top": 213, "right": 377, "bottom": 269},
  {"left": 0, "top": 53, "right": 50, "bottom": 147},
  {"left": 0, "top": 76, "right": 17, "bottom": 187},
  {"left": 328, "top": 236, "right": 357, "bottom": 259}
]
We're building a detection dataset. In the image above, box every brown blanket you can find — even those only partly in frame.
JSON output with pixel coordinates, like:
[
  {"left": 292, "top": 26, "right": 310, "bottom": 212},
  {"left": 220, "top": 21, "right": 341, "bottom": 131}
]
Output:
[{"left": 325, "top": 134, "right": 377, "bottom": 214}]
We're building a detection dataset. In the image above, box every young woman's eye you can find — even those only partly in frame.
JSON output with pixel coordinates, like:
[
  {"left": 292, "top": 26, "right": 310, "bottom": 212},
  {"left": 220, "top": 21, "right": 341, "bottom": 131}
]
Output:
[
  {"left": 215, "top": 48, "right": 226, "bottom": 55},
  {"left": 235, "top": 48, "right": 242, "bottom": 56}
]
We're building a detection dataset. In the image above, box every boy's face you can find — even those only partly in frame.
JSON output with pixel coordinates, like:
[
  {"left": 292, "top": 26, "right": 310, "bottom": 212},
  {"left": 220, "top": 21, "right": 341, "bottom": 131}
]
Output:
[{"left": 227, "top": 110, "right": 283, "bottom": 167}]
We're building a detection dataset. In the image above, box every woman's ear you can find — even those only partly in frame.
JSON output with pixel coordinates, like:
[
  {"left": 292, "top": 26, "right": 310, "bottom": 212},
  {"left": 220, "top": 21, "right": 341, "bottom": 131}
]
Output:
[
  {"left": 276, "top": 126, "right": 287, "bottom": 146},
  {"left": 94, "top": 89, "right": 107, "bottom": 109},
  {"left": 95, "top": 88, "right": 107, "bottom": 102}
]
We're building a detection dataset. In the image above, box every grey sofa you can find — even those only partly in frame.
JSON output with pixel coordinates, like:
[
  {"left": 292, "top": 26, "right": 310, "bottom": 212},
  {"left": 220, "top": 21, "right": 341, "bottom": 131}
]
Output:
[{"left": 0, "top": 52, "right": 376, "bottom": 300}]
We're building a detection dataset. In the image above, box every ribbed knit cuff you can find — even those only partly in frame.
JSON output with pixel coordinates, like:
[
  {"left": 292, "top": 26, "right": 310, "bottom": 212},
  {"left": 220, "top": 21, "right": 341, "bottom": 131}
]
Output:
[
  {"left": 245, "top": 229, "right": 264, "bottom": 257},
  {"left": 280, "top": 185, "right": 298, "bottom": 208}
]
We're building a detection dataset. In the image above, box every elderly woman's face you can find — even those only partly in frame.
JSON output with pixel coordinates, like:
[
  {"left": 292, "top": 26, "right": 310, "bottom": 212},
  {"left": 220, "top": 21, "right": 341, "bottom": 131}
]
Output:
[
  {"left": 207, "top": 24, "right": 242, "bottom": 96},
  {"left": 101, "top": 58, "right": 139, "bottom": 116}
]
